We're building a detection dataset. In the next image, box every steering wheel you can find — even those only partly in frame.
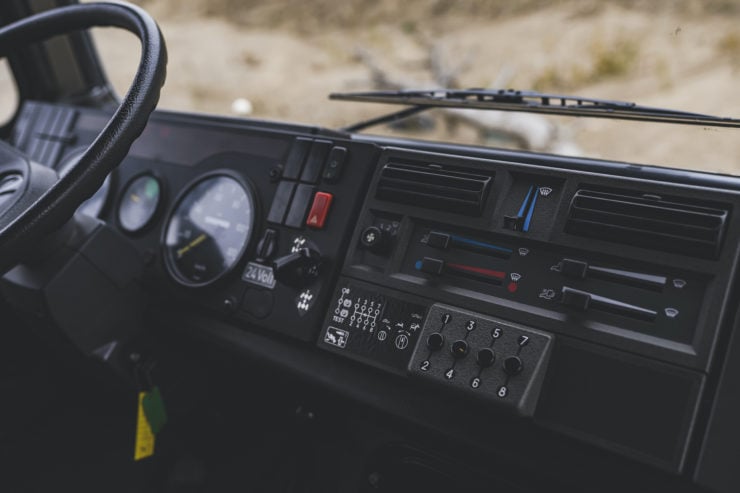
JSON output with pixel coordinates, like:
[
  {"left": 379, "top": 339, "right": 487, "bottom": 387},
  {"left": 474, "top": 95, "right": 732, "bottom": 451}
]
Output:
[{"left": 0, "top": 1, "right": 166, "bottom": 274}]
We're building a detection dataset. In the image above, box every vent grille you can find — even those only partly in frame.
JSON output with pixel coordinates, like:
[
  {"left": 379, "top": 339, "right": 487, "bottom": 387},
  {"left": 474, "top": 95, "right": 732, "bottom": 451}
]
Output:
[
  {"left": 376, "top": 162, "right": 492, "bottom": 216},
  {"left": 566, "top": 188, "right": 729, "bottom": 259}
]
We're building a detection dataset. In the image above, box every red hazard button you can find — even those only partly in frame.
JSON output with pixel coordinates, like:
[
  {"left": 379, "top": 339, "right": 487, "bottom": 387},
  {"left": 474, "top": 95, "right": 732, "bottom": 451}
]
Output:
[{"left": 306, "top": 192, "right": 333, "bottom": 229}]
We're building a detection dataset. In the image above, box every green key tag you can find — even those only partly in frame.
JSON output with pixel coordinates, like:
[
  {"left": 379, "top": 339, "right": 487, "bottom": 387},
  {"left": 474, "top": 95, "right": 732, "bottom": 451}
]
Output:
[{"left": 141, "top": 386, "right": 168, "bottom": 435}]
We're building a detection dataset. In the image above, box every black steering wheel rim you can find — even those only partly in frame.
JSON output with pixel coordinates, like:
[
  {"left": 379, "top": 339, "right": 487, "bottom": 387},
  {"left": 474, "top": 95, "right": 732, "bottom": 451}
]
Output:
[{"left": 0, "top": 1, "right": 166, "bottom": 274}]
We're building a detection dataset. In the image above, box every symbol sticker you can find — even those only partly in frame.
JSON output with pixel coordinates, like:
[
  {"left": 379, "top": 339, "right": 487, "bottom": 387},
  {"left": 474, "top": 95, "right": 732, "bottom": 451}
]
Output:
[
  {"left": 324, "top": 326, "right": 349, "bottom": 348},
  {"left": 296, "top": 289, "right": 314, "bottom": 313},
  {"left": 291, "top": 236, "right": 307, "bottom": 253},
  {"left": 242, "top": 262, "right": 277, "bottom": 289},
  {"left": 510, "top": 272, "right": 522, "bottom": 282},
  {"left": 665, "top": 307, "right": 679, "bottom": 318},
  {"left": 518, "top": 248, "right": 529, "bottom": 256},
  {"left": 673, "top": 279, "right": 687, "bottom": 289},
  {"left": 377, "top": 330, "right": 387, "bottom": 341},
  {"left": 539, "top": 288, "right": 556, "bottom": 300},
  {"left": 539, "top": 187, "right": 553, "bottom": 197},
  {"left": 394, "top": 334, "right": 409, "bottom": 350}
]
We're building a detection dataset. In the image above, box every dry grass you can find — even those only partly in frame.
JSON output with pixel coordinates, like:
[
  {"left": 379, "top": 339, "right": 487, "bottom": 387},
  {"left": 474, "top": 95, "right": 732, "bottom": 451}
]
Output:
[{"left": 533, "top": 37, "right": 639, "bottom": 91}]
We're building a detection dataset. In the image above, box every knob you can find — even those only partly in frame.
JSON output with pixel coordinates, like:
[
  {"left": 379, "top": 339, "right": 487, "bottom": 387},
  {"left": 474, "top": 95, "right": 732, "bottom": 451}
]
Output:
[
  {"left": 255, "top": 228, "right": 278, "bottom": 262},
  {"left": 426, "top": 332, "right": 445, "bottom": 351},
  {"left": 476, "top": 348, "right": 495, "bottom": 367},
  {"left": 360, "top": 226, "right": 389, "bottom": 254},
  {"left": 450, "top": 339, "right": 468, "bottom": 358},
  {"left": 502, "top": 355, "right": 523, "bottom": 376},
  {"left": 272, "top": 247, "right": 321, "bottom": 286}
]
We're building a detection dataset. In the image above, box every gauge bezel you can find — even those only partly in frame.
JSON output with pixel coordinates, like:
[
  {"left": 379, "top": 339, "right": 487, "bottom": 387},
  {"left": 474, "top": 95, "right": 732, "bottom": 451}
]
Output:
[
  {"left": 57, "top": 146, "right": 116, "bottom": 218},
  {"left": 116, "top": 172, "right": 165, "bottom": 235},
  {"left": 161, "top": 169, "right": 258, "bottom": 289}
]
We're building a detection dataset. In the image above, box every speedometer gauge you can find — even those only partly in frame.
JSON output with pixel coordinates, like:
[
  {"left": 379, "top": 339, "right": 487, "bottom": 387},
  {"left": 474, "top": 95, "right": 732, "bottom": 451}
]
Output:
[{"left": 163, "top": 173, "right": 255, "bottom": 287}]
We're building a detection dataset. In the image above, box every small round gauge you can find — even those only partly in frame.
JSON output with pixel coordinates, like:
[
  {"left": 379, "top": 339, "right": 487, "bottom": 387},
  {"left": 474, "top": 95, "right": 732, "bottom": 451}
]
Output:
[
  {"left": 118, "top": 174, "right": 162, "bottom": 233},
  {"left": 163, "top": 173, "right": 255, "bottom": 287},
  {"left": 57, "top": 149, "right": 112, "bottom": 218}
]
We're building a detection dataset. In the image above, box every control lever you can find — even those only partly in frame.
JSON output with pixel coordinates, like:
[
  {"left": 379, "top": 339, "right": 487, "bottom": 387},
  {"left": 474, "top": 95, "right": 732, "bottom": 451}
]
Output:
[
  {"left": 558, "top": 258, "right": 667, "bottom": 290},
  {"left": 272, "top": 247, "right": 321, "bottom": 286}
]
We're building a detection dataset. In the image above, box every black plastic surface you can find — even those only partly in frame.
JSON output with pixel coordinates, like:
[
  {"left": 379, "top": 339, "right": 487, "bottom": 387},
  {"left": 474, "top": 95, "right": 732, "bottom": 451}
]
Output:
[
  {"left": 535, "top": 338, "right": 703, "bottom": 471},
  {"left": 12, "top": 98, "right": 740, "bottom": 493}
]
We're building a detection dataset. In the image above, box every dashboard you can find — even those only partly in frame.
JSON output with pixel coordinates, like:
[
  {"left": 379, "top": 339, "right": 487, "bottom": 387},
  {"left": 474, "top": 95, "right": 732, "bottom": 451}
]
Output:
[{"left": 10, "top": 100, "right": 740, "bottom": 492}]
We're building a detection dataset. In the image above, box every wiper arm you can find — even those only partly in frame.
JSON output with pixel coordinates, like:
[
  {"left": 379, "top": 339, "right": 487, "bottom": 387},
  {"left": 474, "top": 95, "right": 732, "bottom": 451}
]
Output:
[{"left": 331, "top": 88, "right": 740, "bottom": 131}]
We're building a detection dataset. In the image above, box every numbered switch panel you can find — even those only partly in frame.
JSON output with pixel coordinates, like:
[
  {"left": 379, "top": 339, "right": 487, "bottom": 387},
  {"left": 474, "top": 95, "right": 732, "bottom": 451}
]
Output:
[
  {"left": 317, "top": 279, "right": 428, "bottom": 374},
  {"left": 408, "top": 304, "right": 553, "bottom": 416}
]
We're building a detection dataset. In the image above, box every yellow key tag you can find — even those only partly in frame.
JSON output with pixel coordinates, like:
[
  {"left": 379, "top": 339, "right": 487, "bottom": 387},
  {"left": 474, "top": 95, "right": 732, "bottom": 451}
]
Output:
[{"left": 134, "top": 391, "right": 155, "bottom": 461}]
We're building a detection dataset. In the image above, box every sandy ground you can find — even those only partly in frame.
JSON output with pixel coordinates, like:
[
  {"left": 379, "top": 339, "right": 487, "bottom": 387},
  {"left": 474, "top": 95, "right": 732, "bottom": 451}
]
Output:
[{"left": 32, "top": 1, "right": 740, "bottom": 174}]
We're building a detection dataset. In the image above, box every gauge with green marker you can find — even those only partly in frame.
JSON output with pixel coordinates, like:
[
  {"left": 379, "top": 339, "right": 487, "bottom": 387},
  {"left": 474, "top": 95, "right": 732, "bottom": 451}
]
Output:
[{"left": 118, "top": 174, "right": 162, "bottom": 233}]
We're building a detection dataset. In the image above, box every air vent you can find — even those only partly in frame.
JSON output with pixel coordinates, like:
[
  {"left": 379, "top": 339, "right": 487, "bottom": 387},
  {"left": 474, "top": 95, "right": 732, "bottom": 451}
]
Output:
[
  {"left": 566, "top": 188, "right": 729, "bottom": 259},
  {"left": 376, "top": 162, "right": 492, "bottom": 216}
]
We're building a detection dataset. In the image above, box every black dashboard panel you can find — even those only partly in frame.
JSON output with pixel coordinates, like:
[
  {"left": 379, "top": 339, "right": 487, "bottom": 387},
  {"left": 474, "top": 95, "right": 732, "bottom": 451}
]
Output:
[{"left": 11, "top": 100, "right": 740, "bottom": 492}]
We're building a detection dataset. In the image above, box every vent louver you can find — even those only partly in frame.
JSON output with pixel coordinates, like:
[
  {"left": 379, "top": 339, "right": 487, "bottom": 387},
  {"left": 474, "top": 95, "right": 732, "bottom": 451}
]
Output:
[
  {"left": 566, "top": 188, "right": 729, "bottom": 259},
  {"left": 376, "top": 162, "right": 492, "bottom": 216}
]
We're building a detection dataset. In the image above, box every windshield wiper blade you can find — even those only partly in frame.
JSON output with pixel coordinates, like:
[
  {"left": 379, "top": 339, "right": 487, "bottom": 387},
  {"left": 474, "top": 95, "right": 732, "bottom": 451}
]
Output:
[{"left": 331, "top": 88, "right": 740, "bottom": 130}]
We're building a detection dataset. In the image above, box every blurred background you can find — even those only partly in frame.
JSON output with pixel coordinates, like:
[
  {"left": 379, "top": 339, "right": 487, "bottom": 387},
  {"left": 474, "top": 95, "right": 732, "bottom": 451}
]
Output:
[{"left": 74, "top": 0, "right": 740, "bottom": 173}]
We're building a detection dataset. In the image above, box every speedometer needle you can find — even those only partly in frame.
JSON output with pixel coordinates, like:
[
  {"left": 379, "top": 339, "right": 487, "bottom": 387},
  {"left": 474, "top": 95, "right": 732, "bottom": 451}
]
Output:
[{"left": 176, "top": 233, "right": 207, "bottom": 258}]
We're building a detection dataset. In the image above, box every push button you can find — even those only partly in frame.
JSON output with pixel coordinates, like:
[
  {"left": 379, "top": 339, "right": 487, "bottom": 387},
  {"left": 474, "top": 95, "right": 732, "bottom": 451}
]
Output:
[
  {"left": 306, "top": 192, "right": 333, "bottom": 229},
  {"left": 426, "top": 332, "right": 445, "bottom": 351},
  {"left": 266, "top": 181, "right": 295, "bottom": 224},
  {"left": 282, "top": 138, "right": 311, "bottom": 180},
  {"left": 503, "top": 355, "right": 523, "bottom": 375},
  {"left": 476, "top": 348, "right": 495, "bottom": 367},
  {"left": 323, "top": 146, "right": 347, "bottom": 183},
  {"left": 301, "top": 140, "right": 331, "bottom": 183},
  {"left": 451, "top": 339, "right": 468, "bottom": 358},
  {"left": 284, "top": 184, "right": 315, "bottom": 228}
]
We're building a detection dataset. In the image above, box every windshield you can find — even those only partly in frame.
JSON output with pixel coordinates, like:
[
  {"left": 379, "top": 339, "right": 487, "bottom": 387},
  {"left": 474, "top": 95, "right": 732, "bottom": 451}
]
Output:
[{"left": 91, "top": 0, "right": 740, "bottom": 175}]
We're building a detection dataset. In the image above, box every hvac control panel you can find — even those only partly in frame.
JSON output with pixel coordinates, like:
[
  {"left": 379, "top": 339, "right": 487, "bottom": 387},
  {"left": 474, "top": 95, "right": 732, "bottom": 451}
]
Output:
[{"left": 316, "top": 146, "right": 738, "bottom": 440}]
